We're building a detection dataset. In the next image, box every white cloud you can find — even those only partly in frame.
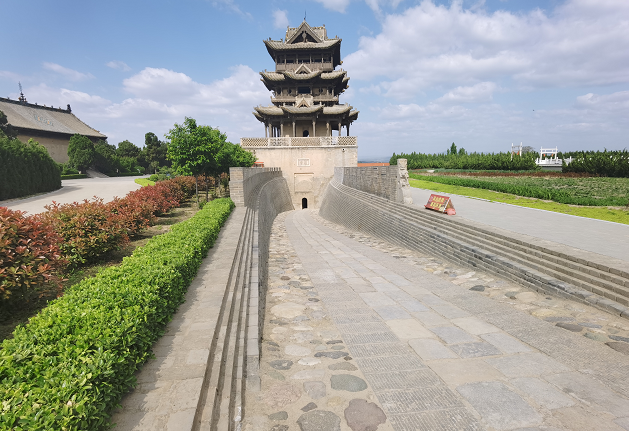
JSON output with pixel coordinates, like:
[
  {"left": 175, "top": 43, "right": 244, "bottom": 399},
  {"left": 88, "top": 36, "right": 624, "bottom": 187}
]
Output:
[
  {"left": 211, "top": 0, "right": 252, "bottom": 18},
  {"left": 313, "top": 0, "right": 352, "bottom": 13},
  {"left": 106, "top": 60, "right": 131, "bottom": 71},
  {"left": 273, "top": 10, "right": 289, "bottom": 29},
  {"left": 42, "top": 62, "right": 94, "bottom": 81},
  {"left": 344, "top": 0, "right": 629, "bottom": 99},
  {"left": 436, "top": 82, "right": 497, "bottom": 104}
]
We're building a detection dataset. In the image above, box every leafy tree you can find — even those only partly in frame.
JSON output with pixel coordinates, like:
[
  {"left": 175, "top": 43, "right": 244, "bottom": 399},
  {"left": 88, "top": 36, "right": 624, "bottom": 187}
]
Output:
[
  {"left": 166, "top": 117, "right": 255, "bottom": 205},
  {"left": 143, "top": 132, "right": 169, "bottom": 173},
  {"left": 447, "top": 142, "right": 457, "bottom": 156},
  {"left": 458, "top": 147, "right": 467, "bottom": 156},
  {"left": 67, "top": 134, "right": 95, "bottom": 173},
  {"left": 0, "top": 109, "right": 17, "bottom": 139},
  {"left": 116, "top": 140, "right": 140, "bottom": 159},
  {"left": 94, "top": 140, "right": 122, "bottom": 173}
]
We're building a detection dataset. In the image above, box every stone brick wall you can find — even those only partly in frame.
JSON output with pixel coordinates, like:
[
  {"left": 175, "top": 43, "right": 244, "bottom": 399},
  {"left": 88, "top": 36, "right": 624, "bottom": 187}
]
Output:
[
  {"left": 335, "top": 158, "right": 412, "bottom": 204},
  {"left": 229, "top": 167, "right": 294, "bottom": 391}
]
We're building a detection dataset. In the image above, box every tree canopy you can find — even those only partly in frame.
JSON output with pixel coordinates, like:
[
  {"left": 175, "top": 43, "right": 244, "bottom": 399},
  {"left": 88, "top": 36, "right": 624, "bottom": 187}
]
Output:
[
  {"left": 0, "top": 110, "right": 17, "bottom": 139},
  {"left": 166, "top": 117, "right": 255, "bottom": 178},
  {"left": 67, "top": 134, "right": 95, "bottom": 172}
]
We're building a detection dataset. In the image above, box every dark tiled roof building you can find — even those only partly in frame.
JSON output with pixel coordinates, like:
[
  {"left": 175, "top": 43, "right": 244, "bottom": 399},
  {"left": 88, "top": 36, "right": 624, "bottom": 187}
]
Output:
[
  {"left": 253, "top": 21, "right": 359, "bottom": 138},
  {"left": 0, "top": 96, "right": 106, "bottom": 163}
]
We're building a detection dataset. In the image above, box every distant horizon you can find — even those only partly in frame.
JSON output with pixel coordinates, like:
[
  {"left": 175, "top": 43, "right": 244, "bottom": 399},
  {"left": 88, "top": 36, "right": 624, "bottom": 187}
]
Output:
[{"left": 2, "top": 0, "right": 628, "bottom": 159}]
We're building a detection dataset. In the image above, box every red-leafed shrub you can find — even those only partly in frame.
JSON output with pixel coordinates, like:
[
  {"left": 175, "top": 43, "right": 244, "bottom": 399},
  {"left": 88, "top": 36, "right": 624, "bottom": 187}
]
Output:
[
  {"left": 0, "top": 207, "right": 66, "bottom": 305},
  {"left": 42, "top": 198, "right": 129, "bottom": 267},
  {"left": 108, "top": 195, "right": 155, "bottom": 237}
]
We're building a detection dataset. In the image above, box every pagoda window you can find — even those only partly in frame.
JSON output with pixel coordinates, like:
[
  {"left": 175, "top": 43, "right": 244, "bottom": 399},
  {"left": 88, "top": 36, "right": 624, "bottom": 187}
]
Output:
[
  {"left": 298, "top": 86, "right": 311, "bottom": 94},
  {"left": 288, "top": 89, "right": 292, "bottom": 94}
]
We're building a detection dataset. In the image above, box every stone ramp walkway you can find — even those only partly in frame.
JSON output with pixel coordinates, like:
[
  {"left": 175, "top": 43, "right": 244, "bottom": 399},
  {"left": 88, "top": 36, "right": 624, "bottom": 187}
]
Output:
[
  {"left": 245, "top": 209, "right": 629, "bottom": 431},
  {"left": 409, "top": 187, "right": 629, "bottom": 262},
  {"left": 110, "top": 208, "right": 247, "bottom": 430}
]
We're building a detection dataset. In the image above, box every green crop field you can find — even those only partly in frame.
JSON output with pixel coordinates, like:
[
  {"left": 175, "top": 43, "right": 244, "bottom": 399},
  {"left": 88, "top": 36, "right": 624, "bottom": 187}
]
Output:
[
  {"left": 410, "top": 173, "right": 629, "bottom": 207},
  {"left": 409, "top": 177, "right": 629, "bottom": 225}
]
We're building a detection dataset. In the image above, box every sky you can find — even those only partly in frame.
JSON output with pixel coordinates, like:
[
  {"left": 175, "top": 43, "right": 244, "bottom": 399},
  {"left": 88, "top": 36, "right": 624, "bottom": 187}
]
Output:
[{"left": 1, "top": 0, "right": 628, "bottom": 161}]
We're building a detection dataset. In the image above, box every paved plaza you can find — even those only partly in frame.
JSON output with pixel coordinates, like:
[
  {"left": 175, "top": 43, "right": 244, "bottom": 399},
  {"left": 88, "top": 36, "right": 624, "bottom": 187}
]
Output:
[
  {"left": 243, "top": 209, "right": 629, "bottom": 431},
  {"left": 0, "top": 176, "right": 142, "bottom": 215}
]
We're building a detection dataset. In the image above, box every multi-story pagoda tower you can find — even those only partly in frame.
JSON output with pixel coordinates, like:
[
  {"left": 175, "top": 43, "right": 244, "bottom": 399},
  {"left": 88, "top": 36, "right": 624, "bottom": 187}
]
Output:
[
  {"left": 254, "top": 21, "right": 358, "bottom": 138},
  {"left": 241, "top": 21, "right": 358, "bottom": 209}
]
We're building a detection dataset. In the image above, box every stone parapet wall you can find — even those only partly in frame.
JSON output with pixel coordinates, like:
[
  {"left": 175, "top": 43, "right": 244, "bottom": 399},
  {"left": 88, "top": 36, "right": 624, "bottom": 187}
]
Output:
[
  {"left": 319, "top": 179, "right": 629, "bottom": 320},
  {"left": 335, "top": 158, "right": 412, "bottom": 204},
  {"left": 229, "top": 167, "right": 282, "bottom": 207},
  {"left": 229, "top": 167, "right": 294, "bottom": 394}
]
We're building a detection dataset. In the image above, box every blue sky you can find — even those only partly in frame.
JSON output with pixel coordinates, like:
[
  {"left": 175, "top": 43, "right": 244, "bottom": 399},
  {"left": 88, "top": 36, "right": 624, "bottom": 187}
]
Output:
[{"left": 1, "top": 0, "right": 628, "bottom": 160}]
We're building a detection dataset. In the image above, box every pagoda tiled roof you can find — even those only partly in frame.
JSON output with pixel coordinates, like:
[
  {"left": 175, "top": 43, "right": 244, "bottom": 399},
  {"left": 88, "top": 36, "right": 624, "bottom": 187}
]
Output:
[
  {"left": 283, "top": 70, "right": 322, "bottom": 80},
  {"left": 282, "top": 105, "right": 323, "bottom": 115},
  {"left": 264, "top": 38, "right": 341, "bottom": 51},
  {"left": 286, "top": 22, "right": 327, "bottom": 42},
  {"left": 254, "top": 106, "right": 284, "bottom": 116},
  {"left": 321, "top": 71, "right": 346, "bottom": 80},
  {"left": 260, "top": 71, "right": 285, "bottom": 81},
  {"left": 0, "top": 97, "right": 106, "bottom": 138},
  {"left": 322, "top": 105, "right": 352, "bottom": 115}
]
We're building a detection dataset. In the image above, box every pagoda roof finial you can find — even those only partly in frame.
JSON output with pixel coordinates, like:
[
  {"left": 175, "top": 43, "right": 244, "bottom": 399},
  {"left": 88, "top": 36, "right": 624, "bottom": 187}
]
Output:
[{"left": 18, "top": 82, "right": 27, "bottom": 103}]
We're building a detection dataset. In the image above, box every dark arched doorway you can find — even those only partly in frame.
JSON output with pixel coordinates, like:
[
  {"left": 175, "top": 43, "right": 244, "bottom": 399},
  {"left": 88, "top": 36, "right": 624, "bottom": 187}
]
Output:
[
  {"left": 302, "top": 130, "right": 309, "bottom": 137},
  {"left": 302, "top": 197, "right": 308, "bottom": 209}
]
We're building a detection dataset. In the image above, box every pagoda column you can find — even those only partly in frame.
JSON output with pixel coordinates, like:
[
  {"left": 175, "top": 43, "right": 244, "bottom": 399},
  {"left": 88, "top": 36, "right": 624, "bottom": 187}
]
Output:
[
  {"left": 292, "top": 121, "right": 296, "bottom": 137},
  {"left": 312, "top": 119, "right": 316, "bottom": 137},
  {"left": 347, "top": 123, "right": 350, "bottom": 136},
  {"left": 326, "top": 121, "right": 330, "bottom": 136},
  {"left": 265, "top": 122, "right": 268, "bottom": 138},
  {"left": 280, "top": 121, "right": 284, "bottom": 137},
  {"left": 338, "top": 122, "right": 341, "bottom": 137}
]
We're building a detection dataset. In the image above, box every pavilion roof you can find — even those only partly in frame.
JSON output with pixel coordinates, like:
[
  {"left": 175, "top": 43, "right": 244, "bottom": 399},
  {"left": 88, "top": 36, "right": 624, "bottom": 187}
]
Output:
[
  {"left": 0, "top": 97, "right": 106, "bottom": 138},
  {"left": 264, "top": 38, "right": 341, "bottom": 52}
]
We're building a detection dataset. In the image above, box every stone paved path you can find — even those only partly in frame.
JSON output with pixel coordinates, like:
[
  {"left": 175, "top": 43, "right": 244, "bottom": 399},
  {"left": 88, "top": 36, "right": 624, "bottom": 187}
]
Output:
[
  {"left": 244, "top": 209, "right": 629, "bottom": 431},
  {"left": 0, "top": 176, "right": 142, "bottom": 215}
]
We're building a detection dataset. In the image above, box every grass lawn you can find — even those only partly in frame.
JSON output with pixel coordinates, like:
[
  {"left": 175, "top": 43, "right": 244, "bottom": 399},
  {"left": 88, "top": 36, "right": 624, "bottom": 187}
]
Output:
[
  {"left": 135, "top": 177, "right": 156, "bottom": 186},
  {"left": 409, "top": 178, "right": 629, "bottom": 226}
]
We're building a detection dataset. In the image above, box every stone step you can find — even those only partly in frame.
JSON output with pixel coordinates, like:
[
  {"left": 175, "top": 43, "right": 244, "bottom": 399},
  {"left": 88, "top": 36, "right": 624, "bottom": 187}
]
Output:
[
  {"left": 321, "top": 180, "right": 629, "bottom": 320},
  {"left": 335, "top": 182, "right": 629, "bottom": 302}
]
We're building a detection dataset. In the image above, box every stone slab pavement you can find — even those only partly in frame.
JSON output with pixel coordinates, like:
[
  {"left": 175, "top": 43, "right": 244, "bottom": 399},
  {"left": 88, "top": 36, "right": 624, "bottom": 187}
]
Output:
[
  {"left": 0, "top": 176, "right": 143, "bottom": 215},
  {"left": 409, "top": 187, "right": 629, "bottom": 262},
  {"left": 245, "top": 208, "right": 629, "bottom": 431}
]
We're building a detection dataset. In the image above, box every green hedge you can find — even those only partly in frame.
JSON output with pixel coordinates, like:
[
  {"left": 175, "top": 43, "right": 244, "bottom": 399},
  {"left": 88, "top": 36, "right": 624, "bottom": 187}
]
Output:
[
  {"left": 410, "top": 173, "right": 628, "bottom": 206},
  {"left": 391, "top": 151, "right": 538, "bottom": 171},
  {"left": 0, "top": 137, "right": 61, "bottom": 200},
  {"left": 0, "top": 198, "right": 235, "bottom": 430}
]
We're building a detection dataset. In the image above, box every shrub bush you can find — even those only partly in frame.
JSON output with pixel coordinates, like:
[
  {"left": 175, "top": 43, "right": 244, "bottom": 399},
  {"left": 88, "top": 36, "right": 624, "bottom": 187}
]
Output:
[
  {"left": 0, "top": 137, "right": 61, "bottom": 200},
  {"left": 0, "top": 208, "right": 66, "bottom": 307},
  {"left": 41, "top": 199, "right": 129, "bottom": 267},
  {"left": 0, "top": 198, "right": 234, "bottom": 430}
]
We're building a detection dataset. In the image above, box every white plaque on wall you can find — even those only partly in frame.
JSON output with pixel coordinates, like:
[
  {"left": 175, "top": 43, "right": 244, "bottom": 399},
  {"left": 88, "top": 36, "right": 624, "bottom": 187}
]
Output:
[{"left": 297, "top": 158, "right": 311, "bottom": 167}]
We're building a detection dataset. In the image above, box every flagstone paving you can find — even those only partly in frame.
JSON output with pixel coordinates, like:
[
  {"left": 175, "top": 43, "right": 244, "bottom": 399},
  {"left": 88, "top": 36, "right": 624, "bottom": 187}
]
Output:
[{"left": 243, "top": 209, "right": 629, "bottom": 431}]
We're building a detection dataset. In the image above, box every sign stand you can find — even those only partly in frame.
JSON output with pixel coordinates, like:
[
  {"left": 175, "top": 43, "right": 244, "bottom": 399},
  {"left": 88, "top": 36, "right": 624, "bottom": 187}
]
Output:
[{"left": 425, "top": 194, "right": 456, "bottom": 215}]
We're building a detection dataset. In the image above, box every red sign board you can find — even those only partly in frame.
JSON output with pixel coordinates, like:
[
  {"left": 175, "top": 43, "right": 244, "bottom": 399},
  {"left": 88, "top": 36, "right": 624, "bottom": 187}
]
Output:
[{"left": 425, "top": 194, "right": 455, "bottom": 214}]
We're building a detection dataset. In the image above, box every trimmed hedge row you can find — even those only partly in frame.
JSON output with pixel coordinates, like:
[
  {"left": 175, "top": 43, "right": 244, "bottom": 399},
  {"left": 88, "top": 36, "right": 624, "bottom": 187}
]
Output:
[
  {"left": 410, "top": 173, "right": 628, "bottom": 206},
  {"left": 0, "top": 137, "right": 61, "bottom": 201},
  {"left": 0, "top": 198, "right": 234, "bottom": 430}
]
